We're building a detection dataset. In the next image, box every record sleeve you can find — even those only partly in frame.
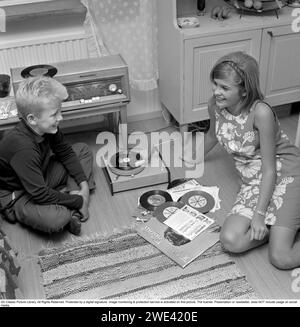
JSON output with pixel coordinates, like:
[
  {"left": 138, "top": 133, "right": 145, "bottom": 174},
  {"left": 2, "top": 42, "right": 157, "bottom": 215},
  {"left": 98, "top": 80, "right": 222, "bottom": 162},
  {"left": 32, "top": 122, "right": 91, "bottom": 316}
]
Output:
[{"left": 136, "top": 218, "right": 220, "bottom": 268}]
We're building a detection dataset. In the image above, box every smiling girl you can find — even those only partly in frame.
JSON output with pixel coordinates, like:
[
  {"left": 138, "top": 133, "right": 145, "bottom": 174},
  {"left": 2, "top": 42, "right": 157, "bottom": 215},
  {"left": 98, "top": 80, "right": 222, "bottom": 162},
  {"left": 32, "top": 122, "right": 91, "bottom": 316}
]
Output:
[{"left": 204, "top": 51, "right": 300, "bottom": 269}]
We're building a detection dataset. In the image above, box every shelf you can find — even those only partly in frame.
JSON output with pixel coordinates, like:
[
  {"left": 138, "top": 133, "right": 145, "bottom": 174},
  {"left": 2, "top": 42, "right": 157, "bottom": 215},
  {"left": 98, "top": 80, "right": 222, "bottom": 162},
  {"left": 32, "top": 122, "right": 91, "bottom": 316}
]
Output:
[{"left": 175, "top": 0, "right": 294, "bottom": 39}]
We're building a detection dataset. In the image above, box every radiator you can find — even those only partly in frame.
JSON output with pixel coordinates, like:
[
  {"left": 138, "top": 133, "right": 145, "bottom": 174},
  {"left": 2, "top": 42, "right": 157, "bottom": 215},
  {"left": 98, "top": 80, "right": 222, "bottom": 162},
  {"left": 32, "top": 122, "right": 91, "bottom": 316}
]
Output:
[{"left": 0, "top": 36, "right": 90, "bottom": 76}]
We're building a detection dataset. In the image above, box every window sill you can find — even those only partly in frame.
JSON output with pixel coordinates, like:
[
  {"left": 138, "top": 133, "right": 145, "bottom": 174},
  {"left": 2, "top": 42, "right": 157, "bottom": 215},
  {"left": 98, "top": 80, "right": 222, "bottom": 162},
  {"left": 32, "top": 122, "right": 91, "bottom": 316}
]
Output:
[{"left": 0, "top": 0, "right": 86, "bottom": 21}]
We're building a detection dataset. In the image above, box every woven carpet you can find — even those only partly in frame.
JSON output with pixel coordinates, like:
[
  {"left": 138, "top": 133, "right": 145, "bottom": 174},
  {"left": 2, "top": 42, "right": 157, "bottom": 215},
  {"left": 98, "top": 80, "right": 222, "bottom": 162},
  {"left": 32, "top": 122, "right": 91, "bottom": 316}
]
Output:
[{"left": 38, "top": 231, "right": 258, "bottom": 300}]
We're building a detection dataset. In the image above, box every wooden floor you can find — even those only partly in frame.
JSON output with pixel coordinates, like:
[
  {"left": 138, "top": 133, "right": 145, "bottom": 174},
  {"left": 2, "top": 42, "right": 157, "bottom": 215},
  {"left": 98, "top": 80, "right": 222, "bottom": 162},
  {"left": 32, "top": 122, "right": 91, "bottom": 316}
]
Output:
[{"left": 2, "top": 111, "right": 300, "bottom": 300}]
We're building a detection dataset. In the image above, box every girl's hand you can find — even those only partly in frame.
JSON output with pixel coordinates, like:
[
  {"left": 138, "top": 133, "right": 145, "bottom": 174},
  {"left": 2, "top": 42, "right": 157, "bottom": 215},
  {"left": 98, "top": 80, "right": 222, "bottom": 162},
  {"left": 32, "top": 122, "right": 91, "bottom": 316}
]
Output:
[{"left": 250, "top": 213, "right": 268, "bottom": 241}]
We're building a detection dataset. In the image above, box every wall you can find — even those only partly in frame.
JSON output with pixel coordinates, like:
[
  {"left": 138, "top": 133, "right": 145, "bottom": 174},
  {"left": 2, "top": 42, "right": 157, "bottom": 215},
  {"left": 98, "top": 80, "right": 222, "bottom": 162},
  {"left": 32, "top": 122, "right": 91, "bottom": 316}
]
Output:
[{"left": 127, "top": 87, "right": 162, "bottom": 122}]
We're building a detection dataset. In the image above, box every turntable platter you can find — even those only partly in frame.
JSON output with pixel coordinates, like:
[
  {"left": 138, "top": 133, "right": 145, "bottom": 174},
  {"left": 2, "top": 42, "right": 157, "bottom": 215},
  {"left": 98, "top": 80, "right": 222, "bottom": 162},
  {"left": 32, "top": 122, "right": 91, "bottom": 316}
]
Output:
[
  {"left": 108, "top": 150, "right": 146, "bottom": 176},
  {"left": 102, "top": 147, "right": 170, "bottom": 194}
]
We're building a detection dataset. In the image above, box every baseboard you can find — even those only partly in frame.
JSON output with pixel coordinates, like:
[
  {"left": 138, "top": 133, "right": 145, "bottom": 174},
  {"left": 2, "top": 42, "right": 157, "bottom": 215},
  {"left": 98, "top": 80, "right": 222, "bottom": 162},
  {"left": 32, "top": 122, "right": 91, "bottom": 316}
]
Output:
[
  {"left": 127, "top": 110, "right": 163, "bottom": 123},
  {"left": 127, "top": 110, "right": 162, "bottom": 123}
]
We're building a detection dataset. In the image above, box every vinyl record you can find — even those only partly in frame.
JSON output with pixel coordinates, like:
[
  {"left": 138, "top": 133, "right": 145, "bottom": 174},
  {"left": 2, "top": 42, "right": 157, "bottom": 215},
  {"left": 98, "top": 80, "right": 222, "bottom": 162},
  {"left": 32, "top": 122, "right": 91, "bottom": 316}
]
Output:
[
  {"left": 153, "top": 201, "right": 185, "bottom": 223},
  {"left": 139, "top": 190, "right": 173, "bottom": 212},
  {"left": 180, "top": 190, "right": 215, "bottom": 214},
  {"left": 167, "top": 178, "right": 192, "bottom": 189},
  {"left": 108, "top": 150, "right": 145, "bottom": 176},
  {"left": 21, "top": 64, "right": 58, "bottom": 78}
]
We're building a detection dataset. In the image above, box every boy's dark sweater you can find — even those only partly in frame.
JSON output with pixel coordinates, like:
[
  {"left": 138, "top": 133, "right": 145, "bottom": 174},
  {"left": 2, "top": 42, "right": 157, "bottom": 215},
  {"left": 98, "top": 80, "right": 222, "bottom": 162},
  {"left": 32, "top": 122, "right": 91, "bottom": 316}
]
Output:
[{"left": 0, "top": 120, "right": 85, "bottom": 210}]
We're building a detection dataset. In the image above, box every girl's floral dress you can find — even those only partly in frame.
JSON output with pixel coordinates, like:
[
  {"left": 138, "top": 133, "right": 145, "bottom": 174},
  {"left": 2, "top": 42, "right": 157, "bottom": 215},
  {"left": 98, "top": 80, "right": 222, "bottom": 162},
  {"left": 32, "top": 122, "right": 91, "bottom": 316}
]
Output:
[{"left": 215, "top": 101, "right": 300, "bottom": 229}]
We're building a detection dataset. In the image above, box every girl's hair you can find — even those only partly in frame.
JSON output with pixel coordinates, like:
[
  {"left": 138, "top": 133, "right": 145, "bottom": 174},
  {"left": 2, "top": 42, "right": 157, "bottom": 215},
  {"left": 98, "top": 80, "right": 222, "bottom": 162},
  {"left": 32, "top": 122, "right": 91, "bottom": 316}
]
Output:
[
  {"left": 15, "top": 76, "right": 68, "bottom": 120},
  {"left": 209, "top": 51, "right": 264, "bottom": 112}
]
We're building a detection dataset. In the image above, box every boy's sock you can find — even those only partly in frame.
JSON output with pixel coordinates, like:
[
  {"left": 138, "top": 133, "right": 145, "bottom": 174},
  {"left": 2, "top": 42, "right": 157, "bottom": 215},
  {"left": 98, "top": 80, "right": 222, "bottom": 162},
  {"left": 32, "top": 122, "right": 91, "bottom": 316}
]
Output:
[{"left": 66, "top": 212, "right": 82, "bottom": 235}]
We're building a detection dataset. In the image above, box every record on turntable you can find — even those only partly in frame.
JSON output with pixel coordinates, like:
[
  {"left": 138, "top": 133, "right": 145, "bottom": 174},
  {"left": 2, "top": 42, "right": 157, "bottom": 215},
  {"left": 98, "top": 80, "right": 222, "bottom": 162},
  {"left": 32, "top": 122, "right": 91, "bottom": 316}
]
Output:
[
  {"left": 21, "top": 64, "right": 58, "bottom": 78},
  {"left": 153, "top": 201, "right": 185, "bottom": 223},
  {"left": 180, "top": 190, "right": 215, "bottom": 214},
  {"left": 108, "top": 150, "right": 146, "bottom": 177},
  {"left": 139, "top": 190, "right": 173, "bottom": 212}
]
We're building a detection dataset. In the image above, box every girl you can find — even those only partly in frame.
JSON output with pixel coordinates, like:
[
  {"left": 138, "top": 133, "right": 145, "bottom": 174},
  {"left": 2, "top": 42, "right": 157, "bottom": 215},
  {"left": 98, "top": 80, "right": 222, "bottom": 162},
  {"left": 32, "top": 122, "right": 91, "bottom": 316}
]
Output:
[{"left": 204, "top": 51, "right": 300, "bottom": 270}]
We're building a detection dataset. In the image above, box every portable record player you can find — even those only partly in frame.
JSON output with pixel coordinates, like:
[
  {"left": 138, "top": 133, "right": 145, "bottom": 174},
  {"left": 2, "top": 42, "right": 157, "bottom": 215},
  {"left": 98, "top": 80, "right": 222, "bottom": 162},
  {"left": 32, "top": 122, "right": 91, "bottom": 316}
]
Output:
[{"left": 102, "top": 147, "right": 170, "bottom": 195}]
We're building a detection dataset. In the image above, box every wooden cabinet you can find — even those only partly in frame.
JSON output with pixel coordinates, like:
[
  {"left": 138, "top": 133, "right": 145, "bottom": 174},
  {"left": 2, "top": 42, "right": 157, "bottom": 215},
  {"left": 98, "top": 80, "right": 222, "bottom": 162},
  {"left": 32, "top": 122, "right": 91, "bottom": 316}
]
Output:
[
  {"left": 260, "top": 25, "right": 300, "bottom": 106},
  {"left": 157, "top": 0, "right": 300, "bottom": 128},
  {"left": 184, "top": 30, "right": 261, "bottom": 122}
]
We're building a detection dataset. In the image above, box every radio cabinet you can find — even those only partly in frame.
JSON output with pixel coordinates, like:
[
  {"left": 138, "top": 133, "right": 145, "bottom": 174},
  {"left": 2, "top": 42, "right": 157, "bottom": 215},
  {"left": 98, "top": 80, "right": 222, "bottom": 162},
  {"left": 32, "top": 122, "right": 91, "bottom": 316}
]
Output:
[
  {"left": 157, "top": 0, "right": 300, "bottom": 130},
  {"left": 0, "top": 55, "right": 130, "bottom": 134}
]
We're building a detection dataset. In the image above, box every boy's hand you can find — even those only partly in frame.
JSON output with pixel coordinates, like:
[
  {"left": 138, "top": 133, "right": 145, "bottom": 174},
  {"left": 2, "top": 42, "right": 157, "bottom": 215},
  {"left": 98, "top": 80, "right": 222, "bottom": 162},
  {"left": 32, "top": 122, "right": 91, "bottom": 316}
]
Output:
[
  {"left": 250, "top": 213, "right": 268, "bottom": 241},
  {"left": 79, "top": 182, "right": 90, "bottom": 203},
  {"left": 70, "top": 181, "right": 90, "bottom": 221}
]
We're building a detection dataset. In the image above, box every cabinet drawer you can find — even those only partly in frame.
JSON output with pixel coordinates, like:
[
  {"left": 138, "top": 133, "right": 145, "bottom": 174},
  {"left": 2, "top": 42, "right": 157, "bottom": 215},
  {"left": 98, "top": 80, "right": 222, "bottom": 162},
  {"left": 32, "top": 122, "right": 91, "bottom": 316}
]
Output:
[
  {"left": 260, "top": 26, "right": 300, "bottom": 106},
  {"left": 184, "top": 30, "right": 261, "bottom": 123}
]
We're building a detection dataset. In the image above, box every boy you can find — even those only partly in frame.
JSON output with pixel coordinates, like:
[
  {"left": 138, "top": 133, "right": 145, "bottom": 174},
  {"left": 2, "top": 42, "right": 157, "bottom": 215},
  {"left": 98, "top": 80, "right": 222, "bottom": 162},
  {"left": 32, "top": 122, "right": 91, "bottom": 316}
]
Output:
[{"left": 0, "top": 76, "right": 95, "bottom": 235}]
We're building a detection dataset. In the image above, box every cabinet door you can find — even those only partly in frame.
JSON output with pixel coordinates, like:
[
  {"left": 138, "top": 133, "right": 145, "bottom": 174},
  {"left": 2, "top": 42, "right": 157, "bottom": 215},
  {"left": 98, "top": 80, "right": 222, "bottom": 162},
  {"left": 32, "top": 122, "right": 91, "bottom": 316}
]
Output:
[
  {"left": 260, "top": 26, "right": 300, "bottom": 106},
  {"left": 184, "top": 30, "right": 261, "bottom": 123}
]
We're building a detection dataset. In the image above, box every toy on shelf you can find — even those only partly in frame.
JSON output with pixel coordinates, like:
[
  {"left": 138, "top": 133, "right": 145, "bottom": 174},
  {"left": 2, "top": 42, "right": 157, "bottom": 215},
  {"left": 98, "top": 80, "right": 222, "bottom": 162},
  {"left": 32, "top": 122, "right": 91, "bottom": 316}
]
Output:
[{"left": 211, "top": 5, "right": 232, "bottom": 20}]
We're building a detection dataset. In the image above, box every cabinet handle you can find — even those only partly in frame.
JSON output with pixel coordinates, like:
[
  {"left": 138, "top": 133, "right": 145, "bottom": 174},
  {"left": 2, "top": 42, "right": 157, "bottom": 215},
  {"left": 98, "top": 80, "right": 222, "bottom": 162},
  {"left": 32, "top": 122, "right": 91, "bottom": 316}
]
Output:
[{"left": 267, "top": 30, "right": 273, "bottom": 37}]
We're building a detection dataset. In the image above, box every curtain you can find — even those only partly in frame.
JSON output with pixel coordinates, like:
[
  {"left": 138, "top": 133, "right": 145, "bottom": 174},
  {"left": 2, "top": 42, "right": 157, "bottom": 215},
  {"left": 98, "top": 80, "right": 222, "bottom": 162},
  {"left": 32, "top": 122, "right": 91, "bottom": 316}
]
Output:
[{"left": 81, "top": 0, "right": 158, "bottom": 91}]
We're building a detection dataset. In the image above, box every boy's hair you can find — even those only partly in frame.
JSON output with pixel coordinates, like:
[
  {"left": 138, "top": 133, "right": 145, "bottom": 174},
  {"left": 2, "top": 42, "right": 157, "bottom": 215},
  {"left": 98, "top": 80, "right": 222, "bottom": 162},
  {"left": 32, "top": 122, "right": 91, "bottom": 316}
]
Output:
[
  {"left": 210, "top": 51, "right": 264, "bottom": 112},
  {"left": 15, "top": 76, "right": 68, "bottom": 120}
]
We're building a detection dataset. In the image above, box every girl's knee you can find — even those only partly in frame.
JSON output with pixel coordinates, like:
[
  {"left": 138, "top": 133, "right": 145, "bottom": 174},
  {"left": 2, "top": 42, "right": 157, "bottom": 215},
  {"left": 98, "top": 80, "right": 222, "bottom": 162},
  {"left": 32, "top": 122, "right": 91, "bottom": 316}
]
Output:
[
  {"left": 269, "top": 248, "right": 294, "bottom": 270},
  {"left": 220, "top": 229, "right": 244, "bottom": 253}
]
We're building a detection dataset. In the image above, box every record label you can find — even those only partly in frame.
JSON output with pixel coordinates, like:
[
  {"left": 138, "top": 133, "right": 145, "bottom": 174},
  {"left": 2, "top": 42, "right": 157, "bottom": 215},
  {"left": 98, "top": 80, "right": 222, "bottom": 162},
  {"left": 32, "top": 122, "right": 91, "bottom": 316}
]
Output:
[
  {"left": 181, "top": 191, "right": 215, "bottom": 214},
  {"left": 153, "top": 201, "right": 184, "bottom": 223},
  {"left": 139, "top": 190, "right": 173, "bottom": 212}
]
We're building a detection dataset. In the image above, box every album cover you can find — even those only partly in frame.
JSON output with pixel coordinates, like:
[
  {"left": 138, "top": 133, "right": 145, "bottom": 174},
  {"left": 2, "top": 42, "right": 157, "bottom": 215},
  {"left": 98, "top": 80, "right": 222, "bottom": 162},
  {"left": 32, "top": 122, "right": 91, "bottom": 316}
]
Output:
[{"left": 135, "top": 217, "right": 220, "bottom": 268}]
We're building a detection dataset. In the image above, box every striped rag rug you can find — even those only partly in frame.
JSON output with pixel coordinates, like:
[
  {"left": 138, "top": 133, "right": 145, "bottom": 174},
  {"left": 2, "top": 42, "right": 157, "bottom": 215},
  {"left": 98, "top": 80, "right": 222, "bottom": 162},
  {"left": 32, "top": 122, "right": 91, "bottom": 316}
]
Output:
[{"left": 38, "top": 231, "right": 258, "bottom": 300}]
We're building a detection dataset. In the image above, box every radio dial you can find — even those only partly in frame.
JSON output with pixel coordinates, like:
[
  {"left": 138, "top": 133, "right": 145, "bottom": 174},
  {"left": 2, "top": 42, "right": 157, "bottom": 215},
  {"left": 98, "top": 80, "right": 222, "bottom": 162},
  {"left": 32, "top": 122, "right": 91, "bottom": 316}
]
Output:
[{"left": 108, "top": 83, "right": 117, "bottom": 93}]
